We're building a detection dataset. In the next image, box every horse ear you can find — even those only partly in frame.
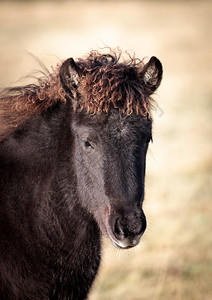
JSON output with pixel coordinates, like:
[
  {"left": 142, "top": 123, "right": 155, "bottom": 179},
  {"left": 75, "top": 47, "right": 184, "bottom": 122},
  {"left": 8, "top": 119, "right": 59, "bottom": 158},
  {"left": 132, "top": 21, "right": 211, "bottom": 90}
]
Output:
[
  {"left": 59, "top": 58, "right": 82, "bottom": 94},
  {"left": 139, "top": 56, "right": 163, "bottom": 95}
]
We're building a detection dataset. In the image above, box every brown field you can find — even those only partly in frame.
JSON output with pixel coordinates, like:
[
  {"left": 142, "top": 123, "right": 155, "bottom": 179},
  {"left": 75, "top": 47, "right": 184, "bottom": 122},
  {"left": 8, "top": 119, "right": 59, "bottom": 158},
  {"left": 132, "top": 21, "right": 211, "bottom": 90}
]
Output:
[{"left": 0, "top": 0, "right": 211, "bottom": 299}]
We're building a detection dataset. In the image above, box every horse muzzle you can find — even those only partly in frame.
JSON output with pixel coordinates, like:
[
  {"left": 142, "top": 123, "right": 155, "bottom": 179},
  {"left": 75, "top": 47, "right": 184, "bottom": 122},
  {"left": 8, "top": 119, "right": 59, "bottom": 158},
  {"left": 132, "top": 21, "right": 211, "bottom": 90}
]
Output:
[{"left": 106, "top": 210, "right": 147, "bottom": 249}]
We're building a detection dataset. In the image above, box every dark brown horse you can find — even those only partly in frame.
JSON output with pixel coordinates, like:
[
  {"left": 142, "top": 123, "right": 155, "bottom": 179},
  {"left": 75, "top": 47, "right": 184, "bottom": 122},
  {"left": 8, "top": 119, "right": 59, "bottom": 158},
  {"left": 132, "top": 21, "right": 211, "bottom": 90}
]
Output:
[{"left": 0, "top": 50, "right": 163, "bottom": 299}]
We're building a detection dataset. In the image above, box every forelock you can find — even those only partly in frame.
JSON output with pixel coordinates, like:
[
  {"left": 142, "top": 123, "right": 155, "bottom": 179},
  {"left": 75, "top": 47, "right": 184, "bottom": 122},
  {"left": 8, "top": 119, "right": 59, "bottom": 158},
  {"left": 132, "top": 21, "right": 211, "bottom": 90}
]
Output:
[{"left": 76, "top": 50, "right": 155, "bottom": 116}]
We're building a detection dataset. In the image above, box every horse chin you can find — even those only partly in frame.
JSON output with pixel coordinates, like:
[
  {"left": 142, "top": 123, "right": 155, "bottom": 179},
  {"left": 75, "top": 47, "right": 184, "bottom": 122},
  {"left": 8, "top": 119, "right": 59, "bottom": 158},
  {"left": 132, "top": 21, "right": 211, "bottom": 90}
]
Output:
[{"left": 111, "top": 238, "right": 136, "bottom": 250}]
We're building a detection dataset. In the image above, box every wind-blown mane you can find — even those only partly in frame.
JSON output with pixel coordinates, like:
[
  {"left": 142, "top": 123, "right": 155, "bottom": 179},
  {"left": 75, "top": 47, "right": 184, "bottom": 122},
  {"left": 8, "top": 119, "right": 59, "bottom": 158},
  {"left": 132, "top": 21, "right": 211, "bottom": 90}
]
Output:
[
  {"left": 0, "top": 66, "right": 66, "bottom": 141},
  {"left": 77, "top": 50, "right": 155, "bottom": 115},
  {"left": 0, "top": 49, "right": 157, "bottom": 141}
]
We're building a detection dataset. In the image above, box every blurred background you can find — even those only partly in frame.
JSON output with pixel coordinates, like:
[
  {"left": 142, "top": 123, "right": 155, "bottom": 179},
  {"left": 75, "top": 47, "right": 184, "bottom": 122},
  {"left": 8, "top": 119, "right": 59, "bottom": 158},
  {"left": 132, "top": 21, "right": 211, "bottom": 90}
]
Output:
[{"left": 0, "top": 0, "right": 211, "bottom": 299}]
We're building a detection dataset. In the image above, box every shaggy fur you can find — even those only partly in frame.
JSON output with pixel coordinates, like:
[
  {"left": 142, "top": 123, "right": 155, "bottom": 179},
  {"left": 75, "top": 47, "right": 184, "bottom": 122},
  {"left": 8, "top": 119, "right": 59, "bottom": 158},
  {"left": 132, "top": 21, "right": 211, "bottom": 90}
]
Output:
[
  {"left": 77, "top": 50, "right": 155, "bottom": 115},
  {"left": 0, "top": 68, "right": 66, "bottom": 141},
  {"left": 0, "top": 49, "right": 162, "bottom": 141},
  {"left": 0, "top": 49, "right": 163, "bottom": 300}
]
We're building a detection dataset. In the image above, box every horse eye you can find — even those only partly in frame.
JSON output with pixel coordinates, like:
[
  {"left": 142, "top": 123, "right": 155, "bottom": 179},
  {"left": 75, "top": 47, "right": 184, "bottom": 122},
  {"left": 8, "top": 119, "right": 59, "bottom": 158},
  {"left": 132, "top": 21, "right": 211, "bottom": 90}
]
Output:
[{"left": 83, "top": 140, "right": 94, "bottom": 149}]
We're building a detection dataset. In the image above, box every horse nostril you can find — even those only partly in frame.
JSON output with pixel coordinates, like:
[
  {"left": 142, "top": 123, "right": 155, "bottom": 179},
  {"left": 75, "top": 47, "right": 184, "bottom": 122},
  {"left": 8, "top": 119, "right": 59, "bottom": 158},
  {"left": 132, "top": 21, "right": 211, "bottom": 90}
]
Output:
[{"left": 114, "top": 218, "right": 125, "bottom": 240}]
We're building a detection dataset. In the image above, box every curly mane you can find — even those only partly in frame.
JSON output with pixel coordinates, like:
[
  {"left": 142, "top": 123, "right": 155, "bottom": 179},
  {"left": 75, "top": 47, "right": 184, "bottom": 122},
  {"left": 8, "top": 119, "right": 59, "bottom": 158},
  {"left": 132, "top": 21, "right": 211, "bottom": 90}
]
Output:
[
  {"left": 0, "top": 49, "right": 158, "bottom": 141},
  {"left": 0, "top": 66, "right": 66, "bottom": 141},
  {"left": 77, "top": 50, "right": 154, "bottom": 115}
]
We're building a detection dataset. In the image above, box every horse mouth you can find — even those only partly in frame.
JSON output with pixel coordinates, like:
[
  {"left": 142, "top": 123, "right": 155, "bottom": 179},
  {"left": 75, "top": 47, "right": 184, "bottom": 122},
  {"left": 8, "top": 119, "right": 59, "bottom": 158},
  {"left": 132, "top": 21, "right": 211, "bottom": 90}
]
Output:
[
  {"left": 106, "top": 227, "right": 141, "bottom": 250},
  {"left": 112, "top": 239, "right": 137, "bottom": 250}
]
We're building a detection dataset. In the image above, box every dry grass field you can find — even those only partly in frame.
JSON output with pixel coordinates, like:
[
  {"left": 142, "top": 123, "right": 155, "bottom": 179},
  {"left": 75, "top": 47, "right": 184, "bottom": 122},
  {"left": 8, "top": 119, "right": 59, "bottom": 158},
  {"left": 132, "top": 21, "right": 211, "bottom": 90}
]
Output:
[{"left": 0, "top": 0, "right": 211, "bottom": 299}]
